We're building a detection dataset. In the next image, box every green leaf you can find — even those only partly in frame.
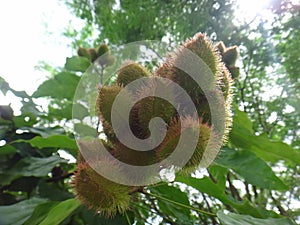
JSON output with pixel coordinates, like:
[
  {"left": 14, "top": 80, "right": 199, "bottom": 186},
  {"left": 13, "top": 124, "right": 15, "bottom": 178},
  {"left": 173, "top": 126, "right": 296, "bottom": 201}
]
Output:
[
  {"left": 175, "top": 175, "right": 266, "bottom": 218},
  {"left": 7, "top": 177, "right": 39, "bottom": 193},
  {"left": 74, "top": 123, "right": 98, "bottom": 138},
  {"left": 0, "top": 76, "right": 10, "bottom": 95},
  {"left": 208, "top": 164, "right": 228, "bottom": 189},
  {"left": 233, "top": 110, "right": 254, "bottom": 133},
  {"left": 176, "top": 175, "right": 228, "bottom": 203},
  {"left": 0, "top": 145, "right": 17, "bottom": 155},
  {"left": 230, "top": 110, "right": 300, "bottom": 164},
  {"left": 217, "top": 211, "right": 297, "bottom": 225},
  {"left": 39, "top": 199, "right": 81, "bottom": 225},
  {"left": 37, "top": 180, "right": 73, "bottom": 201},
  {"left": 13, "top": 114, "right": 38, "bottom": 127},
  {"left": 149, "top": 185, "right": 192, "bottom": 224},
  {"left": 0, "top": 125, "right": 10, "bottom": 139},
  {"left": 48, "top": 101, "right": 73, "bottom": 120},
  {"left": 252, "top": 134, "right": 300, "bottom": 164},
  {"left": 32, "top": 72, "right": 80, "bottom": 100},
  {"left": 24, "top": 135, "right": 78, "bottom": 158},
  {"left": 80, "top": 207, "right": 133, "bottom": 225},
  {"left": 215, "top": 148, "right": 288, "bottom": 190},
  {"left": 72, "top": 103, "right": 90, "bottom": 120},
  {"left": 0, "top": 198, "right": 46, "bottom": 225},
  {"left": 26, "top": 135, "right": 78, "bottom": 150},
  {"left": 24, "top": 202, "right": 59, "bottom": 225},
  {"left": 23, "top": 126, "right": 65, "bottom": 138},
  {"left": 64, "top": 56, "right": 91, "bottom": 72},
  {"left": 0, "top": 155, "right": 66, "bottom": 185}
]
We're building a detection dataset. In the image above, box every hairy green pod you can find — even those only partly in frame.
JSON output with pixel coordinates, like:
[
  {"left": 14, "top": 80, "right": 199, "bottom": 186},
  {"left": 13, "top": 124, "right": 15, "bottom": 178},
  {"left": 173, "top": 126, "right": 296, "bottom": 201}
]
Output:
[
  {"left": 223, "top": 46, "right": 238, "bottom": 66},
  {"left": 116, "top": 62, "right": 150, "bottom": 87},
  {"left": 77, "top": 47, "right": 91, "bottom": 61},
  {"left": 72, "top": 160, "right": 132, "bottom": 217},
  {"left": 96, "top": 43, "right": 109, "bottom": 57},
  {"left": 88, "top": 48, "right": 98, "bottom": 62}
]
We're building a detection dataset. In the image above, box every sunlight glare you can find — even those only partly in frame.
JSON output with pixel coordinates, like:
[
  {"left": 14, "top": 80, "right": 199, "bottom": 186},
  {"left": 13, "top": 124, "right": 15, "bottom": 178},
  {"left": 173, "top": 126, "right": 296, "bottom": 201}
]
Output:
[{"left": 235, "top": 0, "right": 272, "bottom": 23}]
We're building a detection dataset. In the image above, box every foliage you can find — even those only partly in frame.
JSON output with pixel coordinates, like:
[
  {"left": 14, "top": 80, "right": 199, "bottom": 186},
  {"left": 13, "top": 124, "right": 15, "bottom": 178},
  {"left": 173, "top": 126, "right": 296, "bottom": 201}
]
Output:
[{"left": 0, "top": 0, "right": 299, "bottom": 224}]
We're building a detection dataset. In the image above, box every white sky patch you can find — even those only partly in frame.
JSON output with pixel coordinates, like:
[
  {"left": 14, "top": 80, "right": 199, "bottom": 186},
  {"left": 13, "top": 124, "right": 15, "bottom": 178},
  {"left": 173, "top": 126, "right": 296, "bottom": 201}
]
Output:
[
  {"left": 267, "top": 112, "right": 277, "bottom": 123},
  {"left": 58, "top": 149, "right": 76, "bottom": 163},
  {"left": 0, "top": 140, "right": 6, "bottom": 147},
  {"left": 283, "top": 105, "right": 295, "bottom": 114},
  {"left": 0, "top": 0, "right": 82, "bottom": 95}
]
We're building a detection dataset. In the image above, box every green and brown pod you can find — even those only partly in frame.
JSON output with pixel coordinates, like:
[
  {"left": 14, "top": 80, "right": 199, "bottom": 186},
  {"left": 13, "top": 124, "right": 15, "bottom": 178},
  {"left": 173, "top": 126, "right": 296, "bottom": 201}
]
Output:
[{"left": 72, "top": 159, "right": 133, "bottom": 217}]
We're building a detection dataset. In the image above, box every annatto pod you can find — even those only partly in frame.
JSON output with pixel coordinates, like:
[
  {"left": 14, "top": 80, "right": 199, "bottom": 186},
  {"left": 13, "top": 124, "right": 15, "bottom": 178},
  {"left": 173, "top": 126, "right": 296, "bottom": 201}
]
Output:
[
  {"left": 96, "top": 43, "right": 109, "bottom": 57},
  {"left": 154, "top": 33, "right": 233, "bottom": 172},
  {"left": 216, "top": 42, "right": 240, "bottom": 79},
  {"left": 116, "top": 61, "right": 150, "bottom": 87},
  {"left": 88, "top": 48, "right": 98, "bottom": 62},
  {"left": 0, "top": 105, "right": 14, "bottom": 121},
  {"left": 77, "top": 46, "right": 92, "bottom": 61},
  {"left": 72, "top": 158, "right": 134, "bottom": 217}
]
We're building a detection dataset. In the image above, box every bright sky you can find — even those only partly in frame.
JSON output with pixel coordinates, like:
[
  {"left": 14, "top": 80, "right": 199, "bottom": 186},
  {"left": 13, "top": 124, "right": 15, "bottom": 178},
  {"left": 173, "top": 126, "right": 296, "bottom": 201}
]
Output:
[
  {"left": 234, "top": 0, "right": 273, "bottom": 24},
  {"left": 0, "top": 0, "right": 79, "bottom": 95}
]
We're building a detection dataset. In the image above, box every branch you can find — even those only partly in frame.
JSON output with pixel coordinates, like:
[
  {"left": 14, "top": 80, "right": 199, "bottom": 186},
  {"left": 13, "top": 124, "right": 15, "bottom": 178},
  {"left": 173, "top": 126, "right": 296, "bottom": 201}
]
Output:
[
  {"left": 139, "top": 190, "right": 217, "bottom": 217},
  {"left": 227, "top": 173, "right": 242, "bottom": 201},
  {"left": 46, "top": 172, "right": 74, "bottom": 182},
  {"left": 244, "top": 181, "right": 252, "bottom": 201},
  {"left": 201, "top": 193, "right": 218, "bottom": 225},
  {"left": 270, "top": 191, "right": 288, "bottom": 216}
]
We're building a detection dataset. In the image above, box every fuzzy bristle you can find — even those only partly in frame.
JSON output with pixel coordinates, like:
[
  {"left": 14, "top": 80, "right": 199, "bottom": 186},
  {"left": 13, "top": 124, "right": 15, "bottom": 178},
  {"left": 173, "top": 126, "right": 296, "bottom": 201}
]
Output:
[
  {"left": 72, "top": 160, "right": 132, "bottom": 217},
  {"left": 96, "top": 85, "right": 122, "bottom": 124},
  {"left": 77, "top": 47, "right": 91, "bottom": 61},
  {"left": 223, "top": 46, "right": 238, "bottom": 66},
  {"left": 88, "top": 48, "right": 98, "bottom": 62},
  {"left": 116, "top": 61, "right": 150, "bottom": 87},
  {"left": 96, "top": 43, "right": 109, "bottom": 57}
]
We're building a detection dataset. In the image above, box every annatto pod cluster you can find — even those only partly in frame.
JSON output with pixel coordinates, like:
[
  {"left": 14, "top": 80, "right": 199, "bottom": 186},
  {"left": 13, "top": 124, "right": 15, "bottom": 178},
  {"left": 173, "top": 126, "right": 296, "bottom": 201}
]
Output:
[
  {"left": 72, "top": 33, "right": 239, "bottom": 216},
  {"left": 77, "top": 43, "right": 115, "bottom": 66}
]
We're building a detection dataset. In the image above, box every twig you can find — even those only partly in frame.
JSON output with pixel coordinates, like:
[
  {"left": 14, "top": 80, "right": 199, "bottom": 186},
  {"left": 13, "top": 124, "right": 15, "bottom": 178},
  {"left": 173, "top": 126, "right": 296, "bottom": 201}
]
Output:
[
  {"left": 227, "top": 173, "right": 242, "bottom": 201},
  {"left": 46, "top": 172, "right": 74, "bottom": 182},
  {"left": 139, "top": 189, "right": 217, "bottom": 217}
]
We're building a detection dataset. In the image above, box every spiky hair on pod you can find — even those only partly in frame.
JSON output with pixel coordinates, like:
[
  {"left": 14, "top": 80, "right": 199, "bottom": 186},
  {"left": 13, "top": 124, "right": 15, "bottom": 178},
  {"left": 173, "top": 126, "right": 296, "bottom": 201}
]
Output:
[
  {"left": 96, "top": 85, "right": 136, "bottom": 142},
  {"left": 88, "top": 48, "right": 98, "bottom": 62},
  {"left": 72, "top": 159, "right": 133, "bottom": 217},
  {"left": 215, "top": 41, "right": 226, "bottom": 54},
  {"left": 154, "top": 33, "right": 233, "bottom": 174},
  {"left": 154, "top": 116, "right": 218, "bottom": 173},
  {"left": 110, "top": 141, "right": 157, "bottom": 166},
  {"left": 215, "top": 42, "right": 240, "bottom": 79},
  {"left": 183, "top": 33, "right": 221, "bottom": 76},
  {"left": 156, "top": 33, "right": 222, "bottom": 102},
  {"left": 77, "top": 47, "right": 91, "bottom": 61},
  {"left": 219, "top": 65, "right": 233, "bottom": 101},
  {"left": 96, "top": 43, "right": 109, "bottom": 57},
  {"left": 97, "top": 46, "right": 115, "bottom": 67},
  {"left": 222, "top": 46, "right": 238, "bottom": 66},
  {"left": 182, "top": 122, "right": 223, "bottom": 174},
  {"left": 116, "top": 61, "right": 151, "bottom": 87},
  {"left": 130, "top": 76, "right": 176, "bottom": 138}
]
